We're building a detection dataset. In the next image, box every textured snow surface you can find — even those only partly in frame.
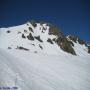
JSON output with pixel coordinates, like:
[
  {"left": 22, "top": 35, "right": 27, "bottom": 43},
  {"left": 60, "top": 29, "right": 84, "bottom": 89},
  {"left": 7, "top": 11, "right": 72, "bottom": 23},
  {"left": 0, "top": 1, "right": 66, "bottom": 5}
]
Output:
[
  {"left": 0, "top": 23, "right": 90, "bottom": 90},
  {"left": 0, "top": 49, "right": 90, "bottom": 90}
]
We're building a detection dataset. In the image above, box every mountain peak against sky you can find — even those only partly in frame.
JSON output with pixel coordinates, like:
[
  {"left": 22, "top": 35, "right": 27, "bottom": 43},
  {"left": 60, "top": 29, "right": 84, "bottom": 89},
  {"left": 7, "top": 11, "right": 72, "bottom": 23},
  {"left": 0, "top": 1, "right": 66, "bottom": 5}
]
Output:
[
  {"left": 0, "top": 21, "right": 90, "bottom": 90},
  {"left": 0, "top": 21, "right": 90, "bottom": 56},
  {"left": 0, "top": 0, "right": 90, "bottom": 89},
  {"left": 0, "top": 0, "right": 89, "bottom": 43}
]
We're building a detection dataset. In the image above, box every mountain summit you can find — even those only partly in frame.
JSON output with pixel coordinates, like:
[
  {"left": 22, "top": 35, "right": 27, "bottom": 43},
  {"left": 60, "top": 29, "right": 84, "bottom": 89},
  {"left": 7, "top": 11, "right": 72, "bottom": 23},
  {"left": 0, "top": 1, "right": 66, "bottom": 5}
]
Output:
[
  {"left": 0, "top": 21, "right": 90, "bottom": 56},
  {"left": 0, "top": 21, "right": 90, "bottom": 90}
]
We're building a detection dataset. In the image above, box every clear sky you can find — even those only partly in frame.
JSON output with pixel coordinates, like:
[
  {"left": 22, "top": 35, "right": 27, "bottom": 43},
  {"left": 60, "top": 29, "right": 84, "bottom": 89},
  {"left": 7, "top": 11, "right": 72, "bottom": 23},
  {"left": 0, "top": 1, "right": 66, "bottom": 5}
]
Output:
[{"left": 0, "top": 0, "right": 90, "bottom": 43}]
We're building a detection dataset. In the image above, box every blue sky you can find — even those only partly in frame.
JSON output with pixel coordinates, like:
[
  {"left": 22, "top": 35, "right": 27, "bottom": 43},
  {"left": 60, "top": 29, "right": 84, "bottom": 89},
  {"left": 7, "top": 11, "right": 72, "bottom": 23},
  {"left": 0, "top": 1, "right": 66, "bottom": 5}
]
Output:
[{"left": 0, "top": 0, "right": 90, "bottom": 43}]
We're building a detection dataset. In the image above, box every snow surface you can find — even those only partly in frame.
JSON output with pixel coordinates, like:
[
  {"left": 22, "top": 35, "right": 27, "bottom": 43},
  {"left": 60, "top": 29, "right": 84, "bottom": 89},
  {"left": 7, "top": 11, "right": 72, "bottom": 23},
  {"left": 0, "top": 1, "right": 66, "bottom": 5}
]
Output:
[{"left": 0, "top": 22, "right": 90, "bottom": 90}]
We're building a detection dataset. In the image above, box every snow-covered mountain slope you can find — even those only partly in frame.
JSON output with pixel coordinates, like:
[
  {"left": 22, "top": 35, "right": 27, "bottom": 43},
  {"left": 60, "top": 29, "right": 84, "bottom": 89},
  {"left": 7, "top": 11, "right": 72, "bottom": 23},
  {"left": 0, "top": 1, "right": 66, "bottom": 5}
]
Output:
[
  {"left": 0, "top": 48, "right": 90, "bottom": 90},
  {"left": 0, "top": 22, "right": 63, "bottom": 55},
  {"left": 0, "top": 21, "right": 90, "bottom": 56},
  {"left": 0, "top": 21, "right": 90, "bottom": 90}
]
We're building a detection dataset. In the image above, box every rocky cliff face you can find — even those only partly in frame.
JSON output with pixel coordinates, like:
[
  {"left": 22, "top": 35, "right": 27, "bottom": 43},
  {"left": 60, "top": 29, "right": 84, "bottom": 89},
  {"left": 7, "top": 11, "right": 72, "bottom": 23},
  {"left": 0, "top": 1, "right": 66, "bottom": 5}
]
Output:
[{"left": 0, "top": 20, "right": 89, "bottom": 56}]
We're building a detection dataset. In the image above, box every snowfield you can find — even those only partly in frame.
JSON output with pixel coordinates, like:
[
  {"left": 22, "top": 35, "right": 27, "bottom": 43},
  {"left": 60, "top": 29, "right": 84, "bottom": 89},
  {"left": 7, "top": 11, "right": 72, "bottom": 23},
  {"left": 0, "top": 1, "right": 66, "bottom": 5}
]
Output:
[
  {"left": 0, "top": 49, "right": 90, "bottom": 90},
  {"left": 0, "top": 22, "right": 90, "bottom": 90}
]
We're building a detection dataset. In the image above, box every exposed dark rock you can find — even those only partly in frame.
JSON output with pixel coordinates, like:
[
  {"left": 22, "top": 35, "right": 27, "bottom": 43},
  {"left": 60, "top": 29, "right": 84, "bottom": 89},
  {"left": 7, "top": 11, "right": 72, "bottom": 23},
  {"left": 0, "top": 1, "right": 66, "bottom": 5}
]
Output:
[
  {"left": 78, "top": 38, "right": 86, "bottom": 45},
  {"left": 56, "top": 37, "right": 76, "bottom": 55},
  {"left": 27, "top": 33, "right": 34, "bottom": 40},
  {"left": 34, "top": 36, "right": 43, "bottom": 42},
  {"left": 43, "top": 27, "right": 46, "bottom": 30},
  {"left": 49, "top": 26, "right": 60, "bottom": 36},
  {"left": 39, "top": 44, "right": 43, "bottom": 50},
  {"left": 17, "top": 46, "right": 29, "bottom": 51},
  {"left": 68, "top": 35, "right": 77, "bottom": 43},
  {"left": 31, "top": 44, "right": 35, "bottom": 46},
  {"left": 88, "top": 46, "right": 90, "bottom": 53},
  {"left": 30, "top": 20, "right": 37, "bottom": 27},
  {"left": 48, "top": 24, "right": 64, "bottom": 38},
  {"left": 52, "top": 38, "right": 56, "bottom": 42},
  {"left": 18, "top": 31, "right": 21, "bottom": 34},
  {"left": 8, "top": 47, "right": 12, "bottom": 49},
  {"left": 42, "top": 30, "right": 45, "bottom": 33},
  {"left": 68, "top": 35, "right": 86, "bottom": 45},
  {"left": 27, "top": 23, "right": 29, "bottom": 26},
  {"left": 28, "top": 27, "right": 33, "bottom": 32},
  {"left": 47, "top": 38, "right": 53, "bottom": 44},
  {"left": 7, "top": 30, "right": 10, "bottom": 33},
  {"left": 45, "top": 23, "right": 76, "bottom": 55},
  {"left": 24, "top": 30, "right": 27, "bottom": 33},
  {"left": 68, "top": 41, "right": 74, "bottom": 47},
  {"left": 22, "top": 34, "right": 26, "bottom": 38}
]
